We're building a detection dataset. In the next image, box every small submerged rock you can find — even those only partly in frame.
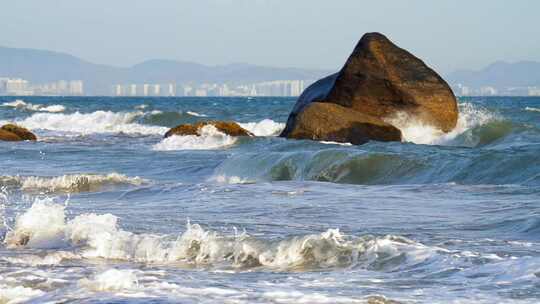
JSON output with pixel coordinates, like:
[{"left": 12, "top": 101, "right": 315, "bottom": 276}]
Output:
[
  {"left": 165, "top": 121, "right": 253, "bottom": 138},
  {"left": 0, "top": 124, "right": 37, "bottom": 141},
  {"left": 281, "top": 32, "right": 458, "bottom": 145}
]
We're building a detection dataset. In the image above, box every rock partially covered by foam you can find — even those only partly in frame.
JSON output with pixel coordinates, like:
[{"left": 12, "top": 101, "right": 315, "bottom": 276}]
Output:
[
  {"left": 0, "top": 124, "right": 37, "bottom": 141},
  {"left": 281, "top": 32, "right": 458, "bottom": 144},
  {"left": 165, "top": 121, "right": 253, "bottom": 138}
]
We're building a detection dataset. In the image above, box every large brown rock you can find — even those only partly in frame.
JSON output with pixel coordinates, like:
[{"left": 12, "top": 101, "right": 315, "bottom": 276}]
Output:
[
  {"left": 281, "top": 32, "right": 458, "bottom": 144},
  {"left": 165, "top": 121, "right": 253, "bottom": 138},
  {"left": 0, "top": 124, "right": 37, "bottom": 141},
  {"left": 286, "top": 102, "right": 401, "bottom": 145}
]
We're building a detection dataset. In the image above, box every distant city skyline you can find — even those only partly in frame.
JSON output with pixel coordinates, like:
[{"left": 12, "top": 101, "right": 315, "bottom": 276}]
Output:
[{"left": 1, "top": 1, "right": 539, "bottom": 74}]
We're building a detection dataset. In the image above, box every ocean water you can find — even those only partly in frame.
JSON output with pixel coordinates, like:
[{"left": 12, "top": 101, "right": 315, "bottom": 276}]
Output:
[{"left": 0, "top": 96, "right": 539, "bottom": 303}]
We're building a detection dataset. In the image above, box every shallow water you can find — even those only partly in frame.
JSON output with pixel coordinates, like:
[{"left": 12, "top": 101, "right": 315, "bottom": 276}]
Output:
[{"left": 0, "top": 96, "right": 539, "bottom": 303}]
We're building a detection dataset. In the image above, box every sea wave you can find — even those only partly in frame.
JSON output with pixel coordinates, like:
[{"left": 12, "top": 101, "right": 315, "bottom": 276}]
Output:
[
  {"left": 0, "top": 173, "right": 147, "bottom": 193},
  {"left": 0, "top": 284, "right": 45, "bottom": 304},
  {"left": 186, "top": 111, "right": 207, "bottom": 117},
  {"left": 525, "top": 107, "right": 540, "bottom": 113},
  {"left": 2, "top": 110, "right": 168, "bottom": 135},
  {"left": 239, "top": 119, "right": 285, "bottom": 136},
  {"left": 153, "top": 125, "right": 237, "bottom": 151},
  {"left": 3, "top": 199, "right": 443, "bottom": 271},
  {"left": 388, "top": 102, "right": 499, "bottom": 145},
  {"left": 212, "top": 132, "right": 540, "bottom": 186},
  {"left": 141, "top": 110, "right": 203, "bottom": 127},
  {"left": 2, "top": 99, "right": 66, "bottom": 113}
]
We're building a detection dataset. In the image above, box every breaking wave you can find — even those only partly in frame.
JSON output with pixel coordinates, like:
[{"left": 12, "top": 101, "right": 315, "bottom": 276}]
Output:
[
  {"left": 3, "top": 199, "right": 442, "bottom": 271},
  {"left": 186, "top": 111, "right": 207, "bottom": 117},
  {"left": 239, "top": 119, "right": 285, "bottom": 136},
  {"left": 2, "top": 99, "right": 66, "bottom": 113},
  {"left": 2, "top": 110, "right": 168, "bottom": 135},
  {"left": 525, "top": 107, "right": 540, "bottom": 113},
  {"left": 0, "top": 284, "right": 45, "bottom": 304},
  {"left": 388, "top": 102, "right": 499, "bottom": 145},
  {"left": 153, "top": 125, "right": 238, "bottom": 151},
  {"left": 0, "top": 173, "right": 146, "bottom": 193},
  {"left": 141, "top": 110, "right": 207, "bottom": 127}
]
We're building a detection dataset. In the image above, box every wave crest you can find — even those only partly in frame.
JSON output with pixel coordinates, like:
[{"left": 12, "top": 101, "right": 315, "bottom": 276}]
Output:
[
  {"left": 4, "top": 200, "right": 440, "bottom": 271},
  {"left": 0, "top": 173, "right": 146, "bottom": 193},
  {"left": 388, "top": 102, "right": 498, "bottom": 145},
  {"left": 153, "top": 125, "right": 237, "bottom": 151},
  {"left": 239, "top": 119, "right": 285, "bottom": 136},
  {"left": 2, "top": 99, "right": 65, "bottom": 113},
  {"left": 4, "top": 111, "right": 167, "bottom": 135}
]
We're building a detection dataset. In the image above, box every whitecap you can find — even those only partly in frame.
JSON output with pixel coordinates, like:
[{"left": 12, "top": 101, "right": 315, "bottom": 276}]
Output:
[
  {"left": 212, "top": 175, "right": 254, "bottom": 184},
  {"left": 1, "top": 173, "right": 147, "bottom": 193},
  {"left": 79, "top": 269, "right": 139, "bottom": 292},
  {"left": 153, "top": 125, "right": 237, "bottom": 151},
  {"left": 387, "top": 102, "right": 497, "bottom": 145},
  {"left": 4, "top": 199, "right": 442, "bottom": 271},
  {"left": 239, "top": 119, "right": 285, "bottom": 136},
  {"left": 38, "top": 105, "right": 66, "bottom": 113},
  {"left": 2, "top": 111, "right": 167, "bottom": 135},
  {"left": 186, "top": 111, "right": 207, "bottom": 117},
  {"left": 525, "top": 107, "right": 540, "bottom": 113},
  {"left": 2, "top": 99, "right": 66, "bottom": 113},
  {"left": 0, "top": 284, "right": 45, "bottom": 304}
]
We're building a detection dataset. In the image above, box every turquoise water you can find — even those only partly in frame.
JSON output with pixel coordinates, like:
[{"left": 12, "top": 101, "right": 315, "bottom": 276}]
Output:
[{"left": 0, "top": 96, "right": 539, "bottom": 303}]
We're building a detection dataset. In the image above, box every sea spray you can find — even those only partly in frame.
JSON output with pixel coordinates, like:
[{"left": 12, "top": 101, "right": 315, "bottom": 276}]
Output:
[
  {"left": 79, "top": 269, "right": 139, "bottom": 292},
  {"left": 2, "top": 100, "right": 66, "bottom": 113},
  {"left": 239, "top": 119, "right": 285, "bottom": 136},
  {"left": 387, "top": 102, "right": 498, "bottom": 145},
  {"left": 0, "top": 173, "right": 147, "bottom": 193},
  {"left": 4, "top": 199, "right": 444, "bottom": 271},
  {"left": 3, "top": 110, "right": 167, "bottom": 135},
  {"left": 153, "top": 125, "right": 237, "bottom": 151}
]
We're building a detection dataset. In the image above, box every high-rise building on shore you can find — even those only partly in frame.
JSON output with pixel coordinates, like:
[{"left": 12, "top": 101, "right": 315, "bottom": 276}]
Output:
[
  {"left": 129, "top": 84, "right": 137, "bottom": 96},
  {"left": 142, "top": 84, "right": 149, "bottom": 96},
  {"left": 0, "top": 77, "right": 84, "bottom": 96},
  {"left": 111, "top": 80, "right": 312, "bottom": 97},
  {"left": 69, "top": 80, "right": 84, "bottom": 96}
]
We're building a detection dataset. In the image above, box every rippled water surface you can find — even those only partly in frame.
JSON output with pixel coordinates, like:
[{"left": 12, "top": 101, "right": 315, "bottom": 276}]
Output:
[{"left": 1, "top": 96, "right": 540, "bottom": 303}]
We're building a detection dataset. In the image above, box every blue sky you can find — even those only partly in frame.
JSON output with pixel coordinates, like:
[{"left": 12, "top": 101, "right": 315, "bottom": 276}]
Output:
[{"left": 1, "top": 0, "right": 539, "bottom": 73}]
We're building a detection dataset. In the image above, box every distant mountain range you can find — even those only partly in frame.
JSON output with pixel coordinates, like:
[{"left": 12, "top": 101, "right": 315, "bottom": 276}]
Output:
[
  {"left": 445, "top": 61, "right": 540, "bottom": 88},
  {"left": 0, "top": 46, "right": 331, "bottom": 95},
  {"left": 1, "top": 45, "right": 539, "bottom": 96}
]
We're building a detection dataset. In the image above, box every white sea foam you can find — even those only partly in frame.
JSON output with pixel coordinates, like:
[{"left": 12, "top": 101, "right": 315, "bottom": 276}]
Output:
[
  {"left": 239, "top": 119, "right": 285, "bottom": 136},
  {"left": 4, "top": 200, "right": 441, "bottom": 271},
  {"left": 186, "top": 111, "right": 207, "bottom": 117},
  {"left": 387, "top": 102, "right": 497, "bottom": 145},
  {"left": 3, "top": 110, "right": 167, "bottom": 135},
  {"left": 79, "top": 269, "right": 139, "bottom": 292},
  {"left": 153, "top": 125, "right": 237, "bottom": 151},
  {"left": 39, "top": 105, "right": 66, "bottom": 113},
  {"left": 525, "top": 106, "right": 540, "bottom": 113},
  {"left": 320, "top": 141, "right": 353, "bottom": 146},
  {"left": 2, "top": 100, "right": 66, "bottom": 113},
  {"left": 5, "top": 199, "right": 66, "bottom": 249},
  {"left": 0, "top": 173, "right": 146, "bottom": 193},
  {"left": 0, "top": 284, "right": 45, "bottom": 304},
  {"left": 212, "top": 175, "right": 254, "bottom": 184}
]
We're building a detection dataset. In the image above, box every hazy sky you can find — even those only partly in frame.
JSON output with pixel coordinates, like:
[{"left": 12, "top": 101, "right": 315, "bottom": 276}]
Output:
[{"left": 1, "top": 0, "right": 539, "bottom": 73}]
